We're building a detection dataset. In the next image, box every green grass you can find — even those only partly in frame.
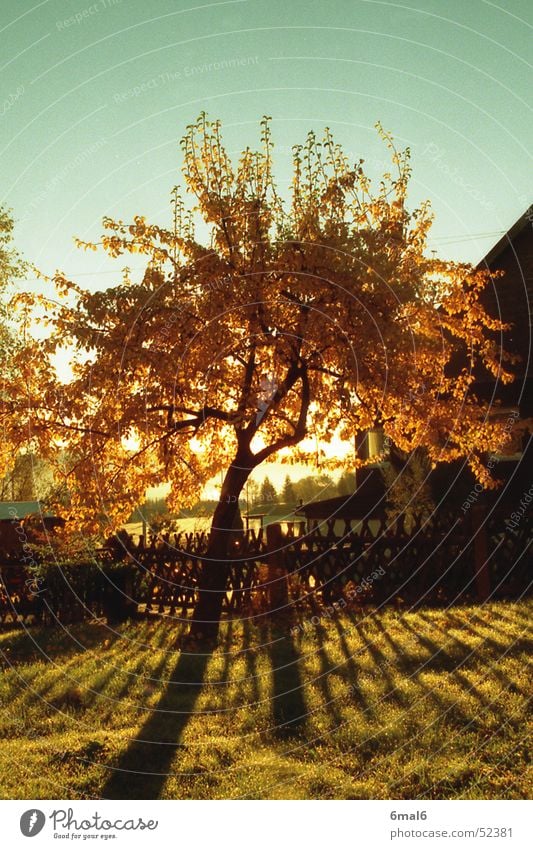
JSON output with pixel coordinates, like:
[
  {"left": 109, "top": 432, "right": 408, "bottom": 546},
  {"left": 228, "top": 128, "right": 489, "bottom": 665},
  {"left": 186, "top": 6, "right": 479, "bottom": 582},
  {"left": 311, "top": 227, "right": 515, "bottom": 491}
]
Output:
[{"left": 0, "top": 600, "right": 531, "bottom": 799}]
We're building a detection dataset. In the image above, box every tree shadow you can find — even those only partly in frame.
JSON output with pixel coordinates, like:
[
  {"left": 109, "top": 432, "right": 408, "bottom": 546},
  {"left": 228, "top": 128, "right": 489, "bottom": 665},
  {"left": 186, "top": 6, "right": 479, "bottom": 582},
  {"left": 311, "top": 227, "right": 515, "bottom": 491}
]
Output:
[
  {"left": 263, "top": 623, "right": 307, "bottom": 739},
  {"left": 101, "top": 646, "right": 213, "bottom": 799},
  {"left": 239, "top": 618, "right": 261, "bottom": 705},
  {"left": 215, "top": 618, "right": 234, "bottom": 710}
]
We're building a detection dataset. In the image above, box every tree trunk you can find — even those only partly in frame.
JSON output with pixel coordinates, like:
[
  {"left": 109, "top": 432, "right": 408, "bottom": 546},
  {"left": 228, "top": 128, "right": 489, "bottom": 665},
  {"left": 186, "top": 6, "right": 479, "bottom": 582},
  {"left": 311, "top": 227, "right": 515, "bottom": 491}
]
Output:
[{"left": 187, "top": 455, "right": 252, "bottom": 642}]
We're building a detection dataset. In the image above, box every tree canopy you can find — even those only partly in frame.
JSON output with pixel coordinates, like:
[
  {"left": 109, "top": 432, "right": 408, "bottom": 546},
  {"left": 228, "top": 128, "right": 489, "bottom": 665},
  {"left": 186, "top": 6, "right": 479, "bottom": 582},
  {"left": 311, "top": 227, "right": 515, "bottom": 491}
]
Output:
[
  {"left": 7, "top": 115, "right": 512, "bottom": 535},
  {"left": 281, "top": 474, "right": 297, "bottom": 505},
  {"left": 259, "top": 476, "right": 278, "bottom": 505},
  {"left": 5, "top": 115, "right": 515, "bottom": 637}
]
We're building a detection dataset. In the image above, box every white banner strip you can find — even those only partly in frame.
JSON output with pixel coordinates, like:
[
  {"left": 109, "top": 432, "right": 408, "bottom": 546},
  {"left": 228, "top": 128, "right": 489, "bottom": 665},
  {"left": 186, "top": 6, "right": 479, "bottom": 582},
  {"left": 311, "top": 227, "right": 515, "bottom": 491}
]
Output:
[{"left": 2, "top": 799, "right": 532, "bottom": 848}]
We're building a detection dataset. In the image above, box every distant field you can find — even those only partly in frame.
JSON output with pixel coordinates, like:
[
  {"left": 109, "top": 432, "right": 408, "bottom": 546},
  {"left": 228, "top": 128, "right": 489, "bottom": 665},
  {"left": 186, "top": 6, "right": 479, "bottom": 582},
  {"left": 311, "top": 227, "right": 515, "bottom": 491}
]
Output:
[
  {"left": 124, "top": 517, "right": 213, "bottom": 537},
  {"left": 0, "top": 601, "right": 531, "bottom": 799},
  {"left": 124, "top": 514, "right": 301, "bottom": 538},
  {"left": 123, "top": 515, "right": 372, "bottom": 538}
]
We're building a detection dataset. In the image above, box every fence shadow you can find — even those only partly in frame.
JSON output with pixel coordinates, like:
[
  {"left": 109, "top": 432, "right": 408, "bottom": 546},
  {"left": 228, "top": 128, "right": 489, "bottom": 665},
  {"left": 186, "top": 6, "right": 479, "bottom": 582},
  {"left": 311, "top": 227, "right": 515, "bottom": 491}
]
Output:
[
  {"left": 263, "top": 625, "right": 308, "bottom": 739},
  {"left": 102, "top": 646, "right": 212, "bottom": 800}
]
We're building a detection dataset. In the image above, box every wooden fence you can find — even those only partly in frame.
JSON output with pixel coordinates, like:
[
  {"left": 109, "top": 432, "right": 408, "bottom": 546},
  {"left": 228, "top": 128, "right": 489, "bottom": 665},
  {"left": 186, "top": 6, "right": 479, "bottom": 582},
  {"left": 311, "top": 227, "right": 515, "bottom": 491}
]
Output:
[{"left": 0, "top": 505, "right": 531, "bottom": 625}]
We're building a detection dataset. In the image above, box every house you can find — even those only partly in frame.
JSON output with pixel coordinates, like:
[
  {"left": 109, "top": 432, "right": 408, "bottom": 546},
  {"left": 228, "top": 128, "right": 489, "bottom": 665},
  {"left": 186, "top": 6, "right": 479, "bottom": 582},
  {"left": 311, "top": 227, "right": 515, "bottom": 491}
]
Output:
[
  {"left": 419, "top": 213, "right": 533, "bottom": 514},
  {"left": 296, "top": 468, "right": 386, "bottom": 533},
  {"left": 476, "top": 208, "right": 533, "bottom": 418},
  {"left": 0, "top": 501, "right": 63, "bottom": 559},
  {"left": 298, "top": 210, "right": 533, "bottom": 524},
  {"left": 470, "top": 208, "right": 533, "bottom": 510},
  {"left": 0, "top": 500, "right": 45, "bottom": 521}
]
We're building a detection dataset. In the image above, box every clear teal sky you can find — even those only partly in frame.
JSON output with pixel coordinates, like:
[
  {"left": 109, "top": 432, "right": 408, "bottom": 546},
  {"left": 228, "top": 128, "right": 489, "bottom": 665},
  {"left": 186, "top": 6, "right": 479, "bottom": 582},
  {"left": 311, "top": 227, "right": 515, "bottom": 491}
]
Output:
[{"left": 1, "top": 0, "right": 532, "bottom": 291}]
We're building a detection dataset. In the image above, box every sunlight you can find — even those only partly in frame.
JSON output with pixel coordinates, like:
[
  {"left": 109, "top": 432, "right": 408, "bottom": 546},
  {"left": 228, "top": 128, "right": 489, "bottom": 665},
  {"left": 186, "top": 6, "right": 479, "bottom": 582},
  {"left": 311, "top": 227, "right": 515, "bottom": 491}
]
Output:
[{"left": 121, "top": 429, "right": 140, "bottom": 453}]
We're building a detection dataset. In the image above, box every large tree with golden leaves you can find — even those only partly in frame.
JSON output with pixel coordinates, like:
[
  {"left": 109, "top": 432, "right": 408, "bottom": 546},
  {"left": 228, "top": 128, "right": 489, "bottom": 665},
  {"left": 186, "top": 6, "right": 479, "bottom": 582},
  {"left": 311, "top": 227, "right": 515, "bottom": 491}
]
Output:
[{"left": 7, "top": 115, "right": 513, "bottom": 639}]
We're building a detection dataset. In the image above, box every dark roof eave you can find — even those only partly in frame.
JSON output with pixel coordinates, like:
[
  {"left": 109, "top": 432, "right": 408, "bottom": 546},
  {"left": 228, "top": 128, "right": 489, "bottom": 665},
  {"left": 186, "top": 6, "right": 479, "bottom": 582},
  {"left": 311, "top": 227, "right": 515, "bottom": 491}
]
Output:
[{"left": 477, "top": 209, "right": 531, "bottom": 269}]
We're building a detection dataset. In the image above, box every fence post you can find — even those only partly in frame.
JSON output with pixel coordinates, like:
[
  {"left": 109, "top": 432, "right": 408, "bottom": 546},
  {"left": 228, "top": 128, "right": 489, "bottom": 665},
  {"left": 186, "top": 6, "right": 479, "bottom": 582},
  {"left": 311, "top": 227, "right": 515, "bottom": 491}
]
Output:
[
  {"left": 266, "top": 522, "right": 289, "bottom": 611},
  {"left": 471, "top": 505, "right": 491, "bottom": 602}
]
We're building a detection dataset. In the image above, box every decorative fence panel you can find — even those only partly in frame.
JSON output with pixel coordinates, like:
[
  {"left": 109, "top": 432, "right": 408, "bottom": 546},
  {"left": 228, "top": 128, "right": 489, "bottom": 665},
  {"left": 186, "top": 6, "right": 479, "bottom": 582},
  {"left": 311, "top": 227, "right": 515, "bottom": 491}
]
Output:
[{"left": 0, "top": 506, "right": 531, "bottom": 626}]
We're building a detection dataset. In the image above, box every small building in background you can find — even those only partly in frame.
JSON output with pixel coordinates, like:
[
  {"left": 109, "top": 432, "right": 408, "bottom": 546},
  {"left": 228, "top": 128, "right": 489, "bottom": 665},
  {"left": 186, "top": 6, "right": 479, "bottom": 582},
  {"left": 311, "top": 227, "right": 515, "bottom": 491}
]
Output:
[
  {"left": 0, "top": 501, "right": 63, "bottom": 560},
  {"left": 0, "top": 501, "right": 44, "bottom": 522},
  {"left": 475, "top": 208, "right": 533, "bottom": 420},
  {"left": 297, "top": 210, "right": 533, "bottom": 525},
  {"left": 296, "top": 468, "right": 386, "bottom": 534}
]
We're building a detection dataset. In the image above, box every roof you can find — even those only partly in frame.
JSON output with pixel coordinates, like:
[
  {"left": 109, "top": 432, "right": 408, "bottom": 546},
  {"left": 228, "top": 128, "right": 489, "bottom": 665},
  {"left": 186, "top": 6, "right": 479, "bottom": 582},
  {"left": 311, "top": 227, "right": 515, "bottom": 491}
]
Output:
[
  {"left": 0, "top": 501, "right": 47, "bottom": 521},
  {"left": 296, "top": 470, "right": 386, "bottom": 520},
  {"left": 478, "top": 208, "right": 531, "bottom": 269}
]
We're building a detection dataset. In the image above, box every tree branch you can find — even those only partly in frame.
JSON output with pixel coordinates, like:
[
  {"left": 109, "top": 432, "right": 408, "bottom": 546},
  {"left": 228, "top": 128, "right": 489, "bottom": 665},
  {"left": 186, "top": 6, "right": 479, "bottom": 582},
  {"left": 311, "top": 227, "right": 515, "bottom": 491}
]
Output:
[
  {"left": 39, "top": 419, "right": 111, "bottom": 438},
  {"left": 146, "top": 403, "right": 236, "bottom": 425},
  {"left": 251, "top": 366, "right": 310, "bottom": 465},
  {"left": 236, "top": 342, "right": 256, "bottom": 426}
]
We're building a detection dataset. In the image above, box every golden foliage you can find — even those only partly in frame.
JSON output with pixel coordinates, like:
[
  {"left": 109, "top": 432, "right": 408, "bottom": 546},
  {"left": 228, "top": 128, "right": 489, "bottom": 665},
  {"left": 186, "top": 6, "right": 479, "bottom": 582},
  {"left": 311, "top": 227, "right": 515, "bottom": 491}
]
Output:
[{"left": 2, "top": 116, "right": 515, "bottom": 530}]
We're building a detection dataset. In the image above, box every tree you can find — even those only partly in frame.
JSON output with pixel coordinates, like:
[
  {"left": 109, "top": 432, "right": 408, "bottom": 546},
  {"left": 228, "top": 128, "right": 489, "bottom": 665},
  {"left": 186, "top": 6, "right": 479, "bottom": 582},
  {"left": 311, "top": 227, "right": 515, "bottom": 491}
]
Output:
[
  {"left": 337, "top": 470, "right": 357, "bottom": 496},
  {"left": 281, "top": 474, "right": 297, "bottom": 505},
  {"left": 294, "top": 473, "right": 335, "bottom": 504},
  {"left": 382, "top": 446, "right": 435, "bottom": 531},
  {"left": 246, "top": 479, "right": 261, "bottom": 508},
  {"left": 259, "top": 475, "right": 278, "bottom": 504},
  {"left": 0, "top": 205, "right": 25, "bottom": 290},
  {"left": 0, "top": 451, "right": 54, "bottom": 502},
  {"left": 8, "top": 115, "right": 513, "bottom": 641}
]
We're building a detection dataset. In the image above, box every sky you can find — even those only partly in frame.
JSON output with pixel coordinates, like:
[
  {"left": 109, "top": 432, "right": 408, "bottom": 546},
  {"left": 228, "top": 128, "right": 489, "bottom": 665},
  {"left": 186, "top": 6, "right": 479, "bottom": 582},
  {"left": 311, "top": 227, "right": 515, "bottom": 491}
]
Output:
[{"left": 1, "top": 0, "right": 532, "bottom": 495}]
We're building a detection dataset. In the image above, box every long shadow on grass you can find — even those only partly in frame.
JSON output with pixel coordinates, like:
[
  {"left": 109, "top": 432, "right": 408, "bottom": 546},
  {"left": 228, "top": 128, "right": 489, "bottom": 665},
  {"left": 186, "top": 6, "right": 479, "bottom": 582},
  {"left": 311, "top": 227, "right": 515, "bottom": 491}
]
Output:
[
  {"left": 101, "top": 646, "right": 212, "bottom": 800},
  {"left": 353, "top": 619, "right": 409, "bottom": 709},
  {"left": 262, "top": 623, "right": 308, "bottom": 739},
  {"left": 398, "top": 615, "right": 508, "bottom": 723},
  {"left": 331, "top": 617, "right": 373, "bottom": 717},
  {"left": 373, "top": 616, "right": 472, "bottom": 728},
  {"left": 313, "top": 624, "right": 343, "bottom": 727},
  {"left": 417, "top": 612, "right": 530, "bottom": 698},
  {"left": 241, "top": 618, "right": 261, "bottom": 705}
]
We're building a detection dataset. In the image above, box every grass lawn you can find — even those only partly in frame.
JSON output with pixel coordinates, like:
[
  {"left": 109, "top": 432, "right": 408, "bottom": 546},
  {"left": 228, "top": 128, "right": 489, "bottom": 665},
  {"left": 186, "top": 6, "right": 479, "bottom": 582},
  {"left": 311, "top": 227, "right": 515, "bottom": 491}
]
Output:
[{"left": 0, "top": 600, "right": 531, "bottom": 799}]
